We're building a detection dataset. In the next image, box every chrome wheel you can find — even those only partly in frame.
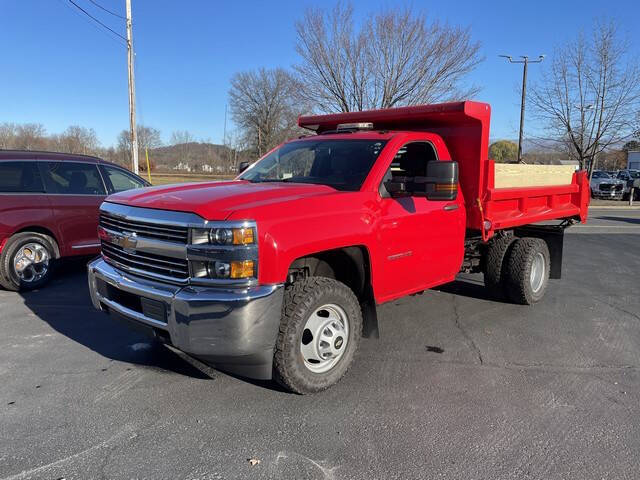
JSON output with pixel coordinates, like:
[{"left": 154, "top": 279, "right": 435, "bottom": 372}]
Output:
[
  {"left": 13, "top": 242, "right": 50, "bottom": 283},
  {"left": 530, "top": 251, "right": 545, "bottom": 294},
  {"left": 300, "top": 303, "right": 350, "bottom": 374}
]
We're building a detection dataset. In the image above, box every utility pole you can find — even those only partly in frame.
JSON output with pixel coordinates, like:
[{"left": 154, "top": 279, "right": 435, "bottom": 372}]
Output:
[
  {"left": 500, "top": 55, "right": 545, "bottom": 163},
  {"left": 126, "top": 0, "right": 139, "bottom": 174}
]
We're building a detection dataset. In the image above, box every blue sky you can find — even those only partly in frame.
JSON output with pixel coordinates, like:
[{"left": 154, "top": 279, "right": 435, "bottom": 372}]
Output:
[{"left": 1, "top": 0, "right": 638, "bottom": 148}]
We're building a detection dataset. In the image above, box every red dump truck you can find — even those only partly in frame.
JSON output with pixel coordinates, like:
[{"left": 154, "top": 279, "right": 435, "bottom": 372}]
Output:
[{"left": 88, "top": 101, "right": 590, "bottom": 393}]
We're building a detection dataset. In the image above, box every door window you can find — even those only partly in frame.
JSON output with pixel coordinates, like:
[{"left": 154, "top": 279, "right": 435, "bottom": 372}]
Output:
[
  {"left": 380, "top": 142, "right": 437, "bottom": 196},
  {"left": 42, "top": 162, "right": 106, "bottom": 195},
  {"left": 0, "top": 161, "right": 45, "bottom": 193},
  {"left": 100, "top": 165, "right": 147, "bottom": 193}
]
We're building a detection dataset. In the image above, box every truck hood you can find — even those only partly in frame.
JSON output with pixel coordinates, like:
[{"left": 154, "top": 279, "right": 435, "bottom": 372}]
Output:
[{"left": 106, "top": 180, "right": 338, "bottom": 220}]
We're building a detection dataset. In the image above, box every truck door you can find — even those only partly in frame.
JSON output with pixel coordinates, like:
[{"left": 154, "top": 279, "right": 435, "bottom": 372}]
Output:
[{"left": 376, "top": 141, "right": 465, "bottom": 301}]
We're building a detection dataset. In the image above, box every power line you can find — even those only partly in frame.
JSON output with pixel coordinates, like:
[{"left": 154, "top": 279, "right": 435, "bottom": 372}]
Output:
[
  {"left": 66, "top": 0, "right": 127, "bottom": 43},
  {"left": 86, "top": 0, "right": 126, "bottom": 20}
]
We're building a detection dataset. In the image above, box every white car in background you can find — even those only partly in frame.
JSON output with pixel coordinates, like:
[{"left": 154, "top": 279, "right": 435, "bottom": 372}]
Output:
[{"left": 590, "top": 170, "right": 625, "bottom": 200}]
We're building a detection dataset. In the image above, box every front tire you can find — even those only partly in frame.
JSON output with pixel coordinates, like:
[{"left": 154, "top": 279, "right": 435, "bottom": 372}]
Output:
[
  {"left": 504, "top": 238, "right": 550, "bottom": 305},
  {"left": 273, "top": 277, "right": 362, "bottom": 394},
  {"left": 0, "top": 233, "right": 56, "bottom": 292}
]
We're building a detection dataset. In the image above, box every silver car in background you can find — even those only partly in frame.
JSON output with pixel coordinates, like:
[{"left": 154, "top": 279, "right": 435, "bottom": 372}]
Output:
[
  {"left": 616, "top": 170, "right": 640, "bottom": 200},
  {"left": 590, "top": 170, "right": 625, "bottom": 199}
]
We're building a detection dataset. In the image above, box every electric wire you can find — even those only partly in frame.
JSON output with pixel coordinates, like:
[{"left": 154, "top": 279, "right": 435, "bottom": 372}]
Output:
[
  {"left": 86, "top": 0, "right": 126, "bottom": 19},
  {"left": 66, "top": 0, "right": 128, "bottom": 43}
]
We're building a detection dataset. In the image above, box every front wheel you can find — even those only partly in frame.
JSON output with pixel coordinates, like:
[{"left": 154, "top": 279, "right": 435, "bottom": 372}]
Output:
[
  {"left": 273, "top": 277, "right": 362, "bottom": 394},
  {"left": 0, "top": 232, "right": 56, "bottom": 291}
]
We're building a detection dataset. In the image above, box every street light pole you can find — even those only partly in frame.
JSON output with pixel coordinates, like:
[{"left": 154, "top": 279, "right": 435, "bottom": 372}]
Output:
[{"left": 500, "top": 55, "right": 545, "bottom": 163}]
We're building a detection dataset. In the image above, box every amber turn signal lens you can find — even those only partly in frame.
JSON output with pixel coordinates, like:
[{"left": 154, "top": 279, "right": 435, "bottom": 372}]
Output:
[
  {"left": 230, "top": 260, "right": 255, "bottom": 279},
  {"left": 435, "top": 183, "right": 456, "bottom": 192},
  {"left": 233, "top": 227, "right": 255, "bottom": 245}
]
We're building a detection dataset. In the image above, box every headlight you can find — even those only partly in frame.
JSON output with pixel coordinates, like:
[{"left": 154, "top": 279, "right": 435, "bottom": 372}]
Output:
[
  {"left": 191, "top": 227, "right": 255, "bottom": 245},
  {"left": 189, "top": 222, "right": 258, "bottom": 283}
]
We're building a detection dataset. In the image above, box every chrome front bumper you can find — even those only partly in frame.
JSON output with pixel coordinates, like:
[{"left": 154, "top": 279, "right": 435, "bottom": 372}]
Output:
[{"left": 88, "top": 258, "right": 284, "bottom": 380}]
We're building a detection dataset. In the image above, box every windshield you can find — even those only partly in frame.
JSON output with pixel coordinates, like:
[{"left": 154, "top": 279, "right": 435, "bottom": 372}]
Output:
[
  {"left": 592, "top": 171, "right": 610, "bottom": 179},
  {"left": 239, "top": 139, "right": 387, "bottom": 191},
  {"left": 630, "top": 171, "right": 640, "bottom": 179}
]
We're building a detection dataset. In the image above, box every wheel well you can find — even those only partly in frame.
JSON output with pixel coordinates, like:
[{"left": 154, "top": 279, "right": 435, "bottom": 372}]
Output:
[
  {"left": 287, "top": 246, "right": 379, "bottom": 338},
  {"left": 14, "top": 226, "right": 60, "bottom": 258}
]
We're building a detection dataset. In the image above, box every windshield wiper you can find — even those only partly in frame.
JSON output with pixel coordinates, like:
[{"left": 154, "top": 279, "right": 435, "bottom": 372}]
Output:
[{"left": 254, "top": 178, "right": 295, "bottom": 183}]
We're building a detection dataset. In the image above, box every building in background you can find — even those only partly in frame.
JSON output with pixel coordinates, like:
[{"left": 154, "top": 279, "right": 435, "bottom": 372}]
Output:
[{"left": 627, "top": 151, "right": 640, "bottom": 170}]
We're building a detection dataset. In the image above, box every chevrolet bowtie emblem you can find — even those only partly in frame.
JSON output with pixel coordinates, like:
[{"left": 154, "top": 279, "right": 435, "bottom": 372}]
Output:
[{"left": 119, "top": 231, "right": 138, "bottom": 253}]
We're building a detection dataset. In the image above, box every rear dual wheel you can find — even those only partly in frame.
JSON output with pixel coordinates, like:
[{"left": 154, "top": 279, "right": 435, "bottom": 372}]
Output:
[{"left": 483, "top": 236, "right": 550, "bottom": 305}]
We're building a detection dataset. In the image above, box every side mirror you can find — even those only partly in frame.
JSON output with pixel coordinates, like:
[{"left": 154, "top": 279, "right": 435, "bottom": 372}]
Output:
[
  {"left": 384, "top": 177, "right": 411, "bottom": 198},
  {"left": 238, "top": 161, "right": 250, "bottom": 174},
  {"left": 421, "top": 161, "right": 459, "bottom": 201}
]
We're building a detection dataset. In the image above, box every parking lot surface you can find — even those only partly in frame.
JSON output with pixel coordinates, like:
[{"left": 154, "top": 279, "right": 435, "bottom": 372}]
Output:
[{"left": 1, "top": 209, "right": 639, "bottom": 479}]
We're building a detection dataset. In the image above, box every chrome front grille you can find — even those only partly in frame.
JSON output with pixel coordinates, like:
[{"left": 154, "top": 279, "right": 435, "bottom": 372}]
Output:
[
  {"left": 98, "top": 202, "right": 258, "bottom": 287},
  {"left": 99, "top": 212, "right": 189, "bottom": 244},
  {"left": 101, "top": 240, "right": 189, "bottom": 281}
]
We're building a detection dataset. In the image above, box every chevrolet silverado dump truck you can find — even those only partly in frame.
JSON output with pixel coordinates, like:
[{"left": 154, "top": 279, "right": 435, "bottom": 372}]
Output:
[{"left": 88, "top": 101, "right": 589, "bottom": 394}]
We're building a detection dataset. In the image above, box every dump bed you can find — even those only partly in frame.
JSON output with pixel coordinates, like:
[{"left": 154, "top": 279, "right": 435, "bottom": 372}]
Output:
[{"left": 298, "top": 101, "right": 589, "bottom": 240}]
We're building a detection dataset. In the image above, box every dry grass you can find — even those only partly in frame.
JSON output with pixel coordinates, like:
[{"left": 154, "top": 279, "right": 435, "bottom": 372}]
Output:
[{"left": 148, "top": 173, "right": 235, "bottom": 186}]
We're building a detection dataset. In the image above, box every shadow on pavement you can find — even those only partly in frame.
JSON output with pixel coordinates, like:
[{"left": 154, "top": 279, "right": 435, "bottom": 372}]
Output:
[
  {"left": 598, "top": 215, "right": 640, "bottom": 225},
  {"left": 19, "top": 258, "right": 211, "bottom": 379},
  {"left": 434, "top": 277, "right": 495, "bottom": 302}
]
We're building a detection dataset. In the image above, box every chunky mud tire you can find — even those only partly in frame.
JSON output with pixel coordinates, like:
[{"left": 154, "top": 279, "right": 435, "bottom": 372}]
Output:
[
  {"left": 504, "top": 237, "right": 550, "bottom": 305},
  {"left": 0, "top": 232, "right": 57, "bottom": 292},
  {"left": 273, "top": 277, "right": 362, "bottom": 394},
  {"left": 483, "top": 233, "right": 515, "bottom": 300}
]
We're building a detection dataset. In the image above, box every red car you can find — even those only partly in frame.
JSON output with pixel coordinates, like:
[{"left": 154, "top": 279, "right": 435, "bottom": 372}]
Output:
[{"left": 0, "top": 150, "right": 149, "bottom": 291}]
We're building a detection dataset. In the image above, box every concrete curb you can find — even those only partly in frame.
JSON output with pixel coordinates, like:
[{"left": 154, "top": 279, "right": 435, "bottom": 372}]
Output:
[{"left": 589, "top": 205, "right": 640, "bottom": 210}]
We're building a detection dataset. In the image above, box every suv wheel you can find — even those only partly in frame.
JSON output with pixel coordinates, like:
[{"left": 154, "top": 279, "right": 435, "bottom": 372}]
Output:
[
  {"left": 273, "top": 277, "right": 362, "bottom": 394},
  {"left": 0, "top": 233, "right": 56, "bottom": 291}
]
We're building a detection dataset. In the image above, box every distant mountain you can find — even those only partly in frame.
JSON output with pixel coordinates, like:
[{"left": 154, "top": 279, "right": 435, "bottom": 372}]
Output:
[{"left": 148, "top": 142, "right": 251, "bottom": 173}]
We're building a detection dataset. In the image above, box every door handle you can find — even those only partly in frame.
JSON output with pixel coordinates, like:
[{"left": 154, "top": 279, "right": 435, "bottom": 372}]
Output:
[{"left": 443, "top": 204, "right": 459, "bottom": 211}]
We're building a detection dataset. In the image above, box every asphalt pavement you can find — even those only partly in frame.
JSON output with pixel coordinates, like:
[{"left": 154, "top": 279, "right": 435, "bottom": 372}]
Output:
[{"left": 1, "top": 209, "right": 639, "bottom": 479}]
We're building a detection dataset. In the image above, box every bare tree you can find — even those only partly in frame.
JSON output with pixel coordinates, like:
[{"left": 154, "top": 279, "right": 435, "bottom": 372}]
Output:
[
  {"left": 8, "top": 123, "right": 48, "bottom": 150},
  {"left": 0, "top": 123, "right": 18, "bottom": 149},
  {"left": 53, "top": 126, "right": 100, "bottom": 154},
  {"left": 229, "top": 68, "right": 304, "bottom": 156},
  {"left": 170, "top": 130, "right": 198, "bottom": 166},
  {"left": 530, "top": 20, "right": 640, "bottom": 175},
  {"left": 117, "top": 125, "right": 162, "bottom": 168},
  {"left": 294, "top": 4, "right": 482, "bottom": 113},
  {"left": 170, "top": 130, "right": 196, "bottom": 146}
]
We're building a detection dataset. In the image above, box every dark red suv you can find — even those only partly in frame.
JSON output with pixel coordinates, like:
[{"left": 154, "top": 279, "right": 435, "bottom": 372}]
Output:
[{"left": 0, "top": 150, "right": 149, "bottom": 291}]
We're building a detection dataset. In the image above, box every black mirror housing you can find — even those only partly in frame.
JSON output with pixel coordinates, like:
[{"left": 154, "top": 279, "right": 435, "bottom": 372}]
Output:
[
  {"left": 382, "top": 161, "right": 458, "bottom": 200},
  {"left": 238, "top": 161, "right": 250, "bottom": 174},
  {"left": 424, "top": 161, "right": 458, "bottom": 201}
]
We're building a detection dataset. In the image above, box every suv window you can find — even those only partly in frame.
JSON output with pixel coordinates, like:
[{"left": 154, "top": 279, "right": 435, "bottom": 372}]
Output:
[
  {"left": 0, "top": 161, "right": 45, "bottom": 193},
  {"left": 42, "top": 161, "right": 106, "bottom": 195},
  {"left": 100, "top": 165, "right": 147, "bottom": 193}
]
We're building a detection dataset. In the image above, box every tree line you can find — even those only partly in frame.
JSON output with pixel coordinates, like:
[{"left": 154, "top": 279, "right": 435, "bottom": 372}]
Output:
[{"left": 0, "top": 122, "right": 241, "bottom": 173}]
